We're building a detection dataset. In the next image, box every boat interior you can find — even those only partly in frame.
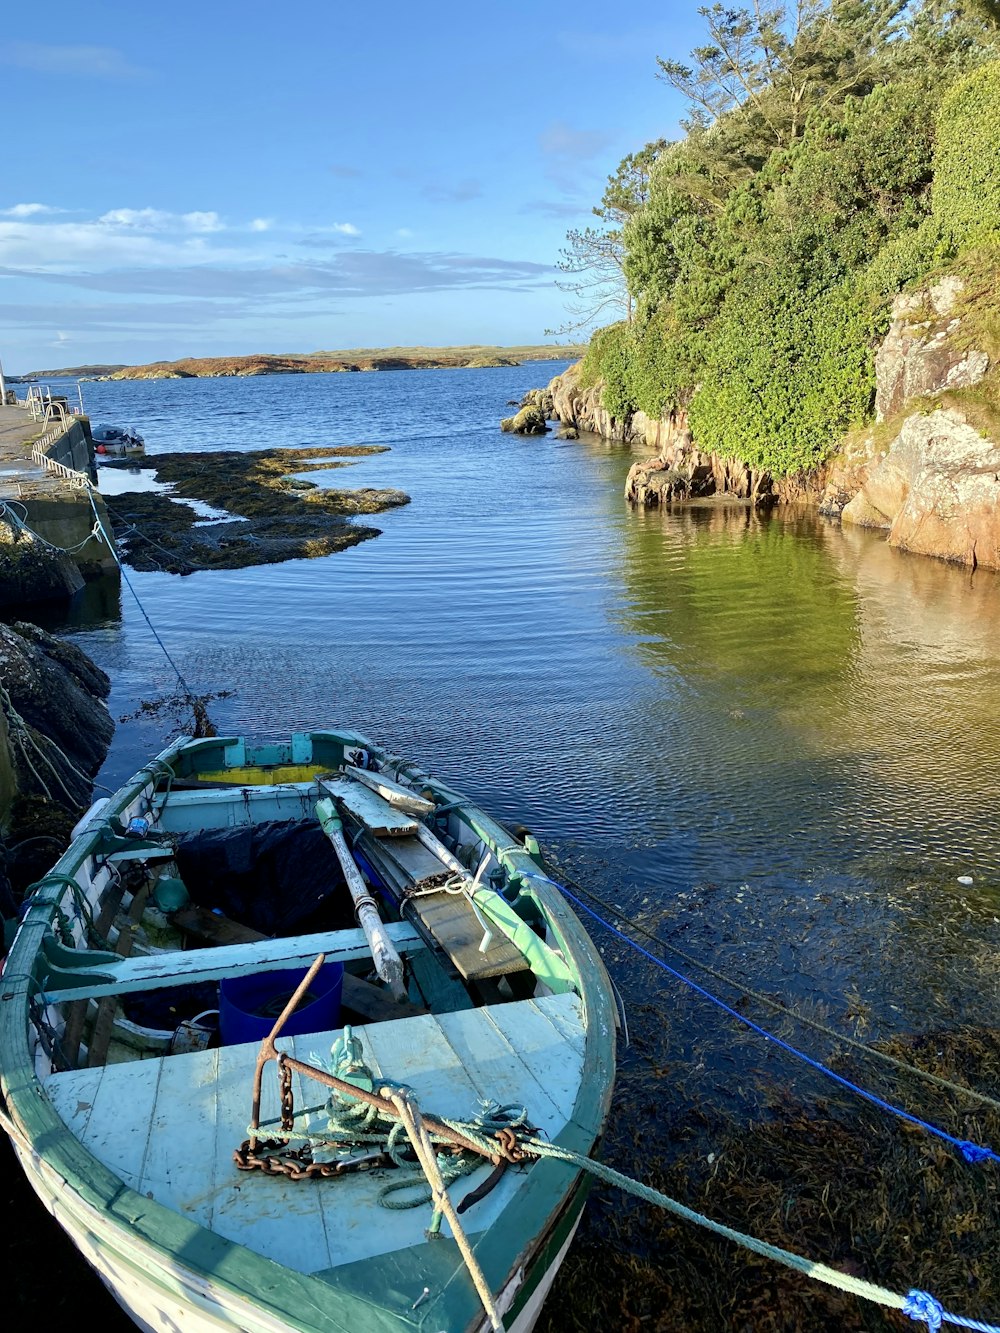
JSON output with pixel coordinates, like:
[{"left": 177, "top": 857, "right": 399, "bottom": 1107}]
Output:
[{"left": 25, "top": 731, "right": 593, "bottom": 1281}]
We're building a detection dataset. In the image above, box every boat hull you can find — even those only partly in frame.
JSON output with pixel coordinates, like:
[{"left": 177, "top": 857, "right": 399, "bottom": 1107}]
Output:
[{"left": 14, "top": 1131, "right": 588, "bottom": 1333}]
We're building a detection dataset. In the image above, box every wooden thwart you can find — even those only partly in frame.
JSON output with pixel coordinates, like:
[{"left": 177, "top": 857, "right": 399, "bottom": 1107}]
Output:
[
  {"left": 42, "top": 921, "right": 426, "bottom": 1003},
  {"left": 175, "top": 907, "right": 428, "bottom": 1022}
]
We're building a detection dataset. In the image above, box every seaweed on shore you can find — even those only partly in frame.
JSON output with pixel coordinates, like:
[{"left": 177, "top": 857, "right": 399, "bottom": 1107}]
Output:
[
  {"left": 539, "top": 1026, "right": 1000, "bottom": 1333},
  {"left": 101, "top": 446, "right": 409, "bottom": 573}
]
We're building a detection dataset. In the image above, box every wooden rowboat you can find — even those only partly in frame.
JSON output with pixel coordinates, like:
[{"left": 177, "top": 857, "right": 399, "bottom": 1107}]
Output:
[{"left": 0, "top": 729, "right": 616, "bottom": 1332}]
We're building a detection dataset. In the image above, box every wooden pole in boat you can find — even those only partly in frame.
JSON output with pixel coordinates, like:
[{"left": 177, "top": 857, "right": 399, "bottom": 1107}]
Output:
[{"left": 315, "top": 798, "right": 407, "bottom": 1002}]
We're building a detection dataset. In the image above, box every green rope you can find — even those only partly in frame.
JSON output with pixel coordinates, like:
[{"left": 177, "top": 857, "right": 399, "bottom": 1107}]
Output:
[
  {"left": 247, "top": 1032, "right": 990, "bottom": 1327},
  {"left": 521, "top": 1137, "right": 911, "bottom": 1314}
]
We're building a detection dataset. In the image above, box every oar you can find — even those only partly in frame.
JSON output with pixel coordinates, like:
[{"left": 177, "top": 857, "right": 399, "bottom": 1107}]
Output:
[{"left": 315, "top": 798, "right": 407, "bottom": 1002}]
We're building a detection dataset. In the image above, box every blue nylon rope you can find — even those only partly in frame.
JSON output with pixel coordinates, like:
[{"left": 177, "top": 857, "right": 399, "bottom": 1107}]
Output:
[
  {"left": 522, "top": 872, "right": 1000, "bottom": 1167},
  {"left": 905, "top": 1289, "right": 1000, "bottom": 1332}
]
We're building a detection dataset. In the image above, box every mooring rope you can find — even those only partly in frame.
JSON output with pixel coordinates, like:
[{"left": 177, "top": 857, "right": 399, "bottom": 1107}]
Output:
[
  {"left": 519, "top": 873, "right": 1000, "bottom": 1167},
  {"left": 540, "top": 859, "right": 1000, "bottom": 1117},
  {"left": 248, "top": 1027, "right": 1000, "bottom": 1333}
]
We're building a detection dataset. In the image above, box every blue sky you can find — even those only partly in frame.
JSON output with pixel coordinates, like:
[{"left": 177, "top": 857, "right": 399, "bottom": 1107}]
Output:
[{"left": 2, "top": 3, "right": 698, "bottom": 370}]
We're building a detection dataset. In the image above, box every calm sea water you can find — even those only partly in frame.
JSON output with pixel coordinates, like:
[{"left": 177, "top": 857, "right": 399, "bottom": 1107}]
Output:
[{"left": 10, "top": 363, "right": 1000, "bottom": 1329}]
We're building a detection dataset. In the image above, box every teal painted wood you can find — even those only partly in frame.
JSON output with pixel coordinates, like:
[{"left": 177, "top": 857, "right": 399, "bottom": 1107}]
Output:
[
  {"left": 44, "top": 994, "right": 585, "bottom": 1283},
  {"left": 41, "top": 922, "right": 426, "bottom": 1002}
]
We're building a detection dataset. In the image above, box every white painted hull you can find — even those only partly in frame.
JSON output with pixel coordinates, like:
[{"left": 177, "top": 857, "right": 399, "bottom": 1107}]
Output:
[
  {"left": 16, "top": 1132, "right": 583, "bottom": 1333},
  {"left": 14, "top": 1141, "right": 289, "bottom": 1333}
]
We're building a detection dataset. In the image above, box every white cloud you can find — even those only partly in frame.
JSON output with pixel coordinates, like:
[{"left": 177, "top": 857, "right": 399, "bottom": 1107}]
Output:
[
  {"left": 333, "top": 222, "right": 361, "bottom": 236},
  {"left": 182, "top": 211, "right": 223, "bottom": 233},
  {"left": 99, "top": 208, "right": 171, "bottom": 230},
  {"left": 1, "top": 203, "right": 63, "bottom": 218},
  {"left": 250, "top": 217, "right": 273, "bottom": 232},
  {"left": 396, "top": 228, "right": 414, "bottom": 238},
  {"left": 96, "top": 208, "right": 223, "bottom": 233}
]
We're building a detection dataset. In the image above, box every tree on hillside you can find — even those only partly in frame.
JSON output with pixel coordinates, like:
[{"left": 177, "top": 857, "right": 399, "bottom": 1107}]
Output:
[
  {"left": 657, "top": 2, "right": 907, "bottom": 159},
  {"left": 548, "top": 140, "right": 668, "bottom": 334}
]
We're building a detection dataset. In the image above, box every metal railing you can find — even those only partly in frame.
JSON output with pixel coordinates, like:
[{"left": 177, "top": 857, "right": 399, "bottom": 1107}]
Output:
[{"left": 29, "top": 437, "right": 91, "bottom": 489}]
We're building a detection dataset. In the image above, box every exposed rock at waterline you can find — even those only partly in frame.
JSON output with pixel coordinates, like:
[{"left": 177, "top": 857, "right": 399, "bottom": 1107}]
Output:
[
  {"left": 840, "top": 408, "right": 1000, "bottom": 568},
  {"left": 500, "top": 405, "right": 549, "bottom": 435},
  {"left": 546, "top": 364, "right": 774, "bottom": 505}
]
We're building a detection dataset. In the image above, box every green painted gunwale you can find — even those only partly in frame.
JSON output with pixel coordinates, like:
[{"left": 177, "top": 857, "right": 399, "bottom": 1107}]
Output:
[{"left": 0, "top": 730, "right": 617, "bottom": 1332}]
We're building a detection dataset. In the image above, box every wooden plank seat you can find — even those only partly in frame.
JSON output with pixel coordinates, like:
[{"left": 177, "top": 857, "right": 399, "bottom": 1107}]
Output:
[
  {"left": 174, "top": 905, "right": 429, "bottom": 1023},
  {"left": 350, "top": 830, "right": 532, "bottom": 986},
  {"left": 318, "top": 776, "right": 418, "bottom": 837},
  {"left": 41, "top": 921, "right": 426, "bottom": 1003}
]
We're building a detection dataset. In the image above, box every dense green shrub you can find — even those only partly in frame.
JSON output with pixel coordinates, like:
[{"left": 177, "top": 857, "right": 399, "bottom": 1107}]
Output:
[
  {"left": 933, "top": 61, "right": 1000, "bottom": 244},
  {"left": 689, "top": 274, "right": 877, "bottom": 476},
  {"left": 576, "top": 17, "right": 1000, "bottom": 475},
  {"left": 579, "top": 323, "right": 634, "bottom": 420}
]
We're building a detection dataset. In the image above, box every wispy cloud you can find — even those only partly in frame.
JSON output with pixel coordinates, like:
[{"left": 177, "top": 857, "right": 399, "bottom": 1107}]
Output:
[
  {"left": 97, "top": 208, "right": 223, "bottom": 233},
  {"left": 539, "top": 122, "right": 613, "bottom": 163},
  {"left": 538, "top": 120, "right": 615, "bottom": 196},
  {"left": 520, "top": 198, "right": 593, "bottom": 220},
  {"left": 422, "top": 179, "right": 483, "bottom": 204},
  {"left": 0, "top": 207, "right": 556, "bottom": 345},
  {"left": 3, "top": 42, "right": 147, "bottom": 78},
  {"left": 1, "top": 203, "right": 65, "bottom": 218},
  {"left": 329, "top": 164, "right": 364, "bottom": 179},
  {"left": 9, "top": 250, "right": 553, "bottom": 300}
]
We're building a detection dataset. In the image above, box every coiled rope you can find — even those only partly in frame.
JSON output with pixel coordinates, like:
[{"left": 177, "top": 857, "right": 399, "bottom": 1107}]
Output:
[{"left": 249, "top": 1026, "right": 1000, "bottom": 1332}]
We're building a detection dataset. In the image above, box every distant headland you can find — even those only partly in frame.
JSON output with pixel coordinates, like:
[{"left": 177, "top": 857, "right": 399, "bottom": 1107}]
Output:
[{"left": 23, "top": 344, "right": 585, "bottom": 381}]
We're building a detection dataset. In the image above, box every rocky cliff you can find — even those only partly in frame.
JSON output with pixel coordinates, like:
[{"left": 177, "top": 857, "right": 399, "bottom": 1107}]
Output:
[
  {"left": 546, "top": 362, "right": 774, "bottom": 504},
  {"left": 825, "top": 276, "right": 998, "bottom": 569},
  {"left": 538, "top": 272, "right": 1000, "bottom": 570}
]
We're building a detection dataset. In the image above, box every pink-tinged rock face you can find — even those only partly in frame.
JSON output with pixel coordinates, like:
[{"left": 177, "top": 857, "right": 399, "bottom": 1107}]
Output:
[{"left": 843, "top": 410, "right": 1000, "bottom": 569}]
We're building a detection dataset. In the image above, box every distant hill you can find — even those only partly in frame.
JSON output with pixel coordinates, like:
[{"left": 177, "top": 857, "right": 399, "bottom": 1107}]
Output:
[
  {"left": 21, "top": 363, "right": 128, "bottom": 379},
  {"left": 108, "top": 344, "right": 585, "bottom": 380}
]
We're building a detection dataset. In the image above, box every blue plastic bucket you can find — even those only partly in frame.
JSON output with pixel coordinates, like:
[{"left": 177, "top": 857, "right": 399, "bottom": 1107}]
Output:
[{"left": 219, "top": 962, "right": 344, "bottom": 1045}]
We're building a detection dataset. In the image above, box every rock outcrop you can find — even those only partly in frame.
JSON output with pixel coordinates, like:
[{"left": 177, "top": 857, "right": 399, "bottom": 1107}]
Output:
[
  {"left": 533, "top": 272, "right": 1000, "bottom": 569},
  {"left": 500, "top": 389, "right": 554, "bottom": 435},
  {"left": 874, "top": 278, "right": 989, "bottom": 420},
  {"left": 829, "top": 275, "right": 999, "bottom": 568},
  {"left": 0, "top": 621, "right": 113, "bottom": 815},
  {"left": 547, "top": 364, "right": 773, "bottom": 504},
  {"left": 840, "top": 409, "right": 1000, "bottom": 568}
]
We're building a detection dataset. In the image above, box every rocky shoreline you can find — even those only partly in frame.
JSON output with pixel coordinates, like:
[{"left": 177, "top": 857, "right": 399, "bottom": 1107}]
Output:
[{"left": 519, "top": 274, "right": 1000, "bottom": 572}]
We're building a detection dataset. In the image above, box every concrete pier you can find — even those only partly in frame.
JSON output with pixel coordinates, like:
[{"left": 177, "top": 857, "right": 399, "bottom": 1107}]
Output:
[{"left": 0, "top": 402, "right": 118, "bottom": 608}]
